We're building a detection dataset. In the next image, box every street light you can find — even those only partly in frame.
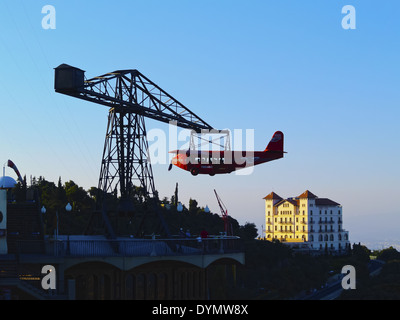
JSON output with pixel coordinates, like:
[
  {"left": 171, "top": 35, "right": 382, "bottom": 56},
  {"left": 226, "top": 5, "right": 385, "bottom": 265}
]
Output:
[
  {"left": 177, "top": 202, "right": 183, "bottom": 212},
  {"left": 65, "top": 203, "right": 72, "bottom": 212},
  {"left": 41, "top": 203, "right": 72, "bottom": 239}
]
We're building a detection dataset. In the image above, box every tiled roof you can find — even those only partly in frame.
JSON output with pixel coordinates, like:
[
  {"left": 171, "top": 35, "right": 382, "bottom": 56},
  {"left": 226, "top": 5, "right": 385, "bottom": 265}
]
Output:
[
  {"left": 315, "top": 198, "right": 340, "bottom": 206},
  {"left": 298, "top": 190, "right": 318, "bottom": 199},
  {"left": 263, "top": 192, "right": 282, "bottom": 200},
  {"left": 264, "top": 189, "right": 341, "bottom": 211}
]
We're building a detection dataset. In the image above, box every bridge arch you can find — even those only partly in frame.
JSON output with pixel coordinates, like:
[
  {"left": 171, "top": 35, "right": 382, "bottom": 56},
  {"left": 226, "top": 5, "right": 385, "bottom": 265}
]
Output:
[{"left": 64, "top": 260, "right": 209, "bottom": 300}]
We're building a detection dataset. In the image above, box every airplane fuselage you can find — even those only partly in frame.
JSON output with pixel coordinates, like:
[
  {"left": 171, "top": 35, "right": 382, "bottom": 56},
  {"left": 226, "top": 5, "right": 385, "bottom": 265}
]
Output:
[{"left": 171, "top": 150, "right": 283, "bottom": 176}]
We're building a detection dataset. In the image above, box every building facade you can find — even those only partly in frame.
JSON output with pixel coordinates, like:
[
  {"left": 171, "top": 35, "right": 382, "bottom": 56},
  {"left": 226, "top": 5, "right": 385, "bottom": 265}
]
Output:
[{"left": 264, "top": 190, "right": 350, "bottom": 253}]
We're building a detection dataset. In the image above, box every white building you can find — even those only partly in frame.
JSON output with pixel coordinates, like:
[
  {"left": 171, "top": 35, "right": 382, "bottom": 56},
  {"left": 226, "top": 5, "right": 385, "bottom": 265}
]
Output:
[{"left": 263, "top": 190, "right": 350, "bottom": 253}]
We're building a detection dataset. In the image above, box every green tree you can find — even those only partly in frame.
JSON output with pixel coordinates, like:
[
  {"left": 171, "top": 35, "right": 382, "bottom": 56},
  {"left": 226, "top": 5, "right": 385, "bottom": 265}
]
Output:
[
  {"left": 239, "top": 222, "right": 258, "bottom": 240},
  {"left": 189, "top": 198, "right": 198, "bottom": 213},
  {"left": 64, "top": 180, "right": 92, "bottom": 212},
  {"left": 377, "top": 247, "right": 400, "bottom": 262},
  {"left": 352, "top": 243, "right": 371, "bottom": 262}
]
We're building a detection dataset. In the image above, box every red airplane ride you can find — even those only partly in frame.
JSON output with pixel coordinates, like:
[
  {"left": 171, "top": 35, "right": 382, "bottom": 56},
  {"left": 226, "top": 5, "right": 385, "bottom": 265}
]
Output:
[{"left": 168, "top": 131, "right": 284, "bottom": 176}]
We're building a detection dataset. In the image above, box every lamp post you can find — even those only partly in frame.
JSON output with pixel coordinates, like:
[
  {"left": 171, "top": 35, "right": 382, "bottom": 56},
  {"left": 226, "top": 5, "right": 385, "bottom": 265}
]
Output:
[
  {"left": 41, "top": 203, "right": 72, "bottom": 239},
  {"left": 41, "top": 206, "right": 47, "bottom": 236},
  {"left": 57, "top": 203, "right": 72, "bottom": 239},
  {"left": 42, "top": 203, "right": 71, "bottom": 257}
]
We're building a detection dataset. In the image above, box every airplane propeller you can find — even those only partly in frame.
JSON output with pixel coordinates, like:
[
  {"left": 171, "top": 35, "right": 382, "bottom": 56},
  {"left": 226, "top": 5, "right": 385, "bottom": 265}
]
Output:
[{"left": 168, "top": 162, "right": 173, "bottom": 171}]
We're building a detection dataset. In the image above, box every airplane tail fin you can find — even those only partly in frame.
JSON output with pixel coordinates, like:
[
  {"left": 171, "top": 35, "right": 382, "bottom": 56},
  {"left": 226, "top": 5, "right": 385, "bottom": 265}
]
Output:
[{"left": 264, "top": 131, "right": 284, "bottom": 152}]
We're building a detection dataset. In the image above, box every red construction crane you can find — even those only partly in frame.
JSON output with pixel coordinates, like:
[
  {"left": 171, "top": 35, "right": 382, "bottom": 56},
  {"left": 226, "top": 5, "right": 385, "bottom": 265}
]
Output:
[{"left": 214, "top": 189, "right": 232, "bottom": 236}]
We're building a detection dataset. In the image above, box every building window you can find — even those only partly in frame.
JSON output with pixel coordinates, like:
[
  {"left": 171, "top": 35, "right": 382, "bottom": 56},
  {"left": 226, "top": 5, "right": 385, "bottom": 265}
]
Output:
[{"left": 310, "top": 210, "right": 313, "bottom": 215}]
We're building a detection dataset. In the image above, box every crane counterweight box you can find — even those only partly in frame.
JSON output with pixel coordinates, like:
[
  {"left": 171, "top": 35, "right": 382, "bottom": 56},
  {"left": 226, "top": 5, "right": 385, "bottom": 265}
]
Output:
[{"left": 54, "top": 64, "right": 85, "bottom": 92}]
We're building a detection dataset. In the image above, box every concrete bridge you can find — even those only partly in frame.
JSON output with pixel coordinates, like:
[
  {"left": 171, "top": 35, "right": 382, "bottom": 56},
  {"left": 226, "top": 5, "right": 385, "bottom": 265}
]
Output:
[{"left": 1, "top": 236, "right": 245, "bottom": 299}]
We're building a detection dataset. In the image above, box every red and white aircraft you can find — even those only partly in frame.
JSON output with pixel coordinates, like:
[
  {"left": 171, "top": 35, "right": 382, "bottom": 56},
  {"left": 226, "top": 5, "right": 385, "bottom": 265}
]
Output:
[{"left": 168, "top": 131, "right": 284, "bottom": 176}]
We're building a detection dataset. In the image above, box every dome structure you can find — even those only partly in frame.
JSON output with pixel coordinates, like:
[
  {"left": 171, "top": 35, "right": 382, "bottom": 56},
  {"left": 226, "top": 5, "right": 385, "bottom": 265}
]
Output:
[{"left": 0, "top": 176, "right": 17, "bottom": 189}]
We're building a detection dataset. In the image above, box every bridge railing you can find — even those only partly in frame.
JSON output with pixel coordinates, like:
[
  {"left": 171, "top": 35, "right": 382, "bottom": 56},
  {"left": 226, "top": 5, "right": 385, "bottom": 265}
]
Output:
[{"left": 15, "top": 236, "right": 243, "bottom": 257}]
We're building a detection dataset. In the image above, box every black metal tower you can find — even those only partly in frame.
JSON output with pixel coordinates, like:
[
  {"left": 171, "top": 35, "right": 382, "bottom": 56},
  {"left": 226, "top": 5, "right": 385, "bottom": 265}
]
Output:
[
  {"left": 54, "top": 64, "right": 218, "bottom": 237},
  {"left": 99, "top": 110, "right": 155, "bottom": 200}
]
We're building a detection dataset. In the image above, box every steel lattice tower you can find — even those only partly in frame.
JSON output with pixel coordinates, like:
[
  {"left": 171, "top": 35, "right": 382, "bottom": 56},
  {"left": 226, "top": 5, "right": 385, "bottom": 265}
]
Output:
[
  {"left": 99, "top": 110, "right": 155, "bottom": 201},
  {"left": 54, "top": 64, "right": 224, "bottom": 237}
]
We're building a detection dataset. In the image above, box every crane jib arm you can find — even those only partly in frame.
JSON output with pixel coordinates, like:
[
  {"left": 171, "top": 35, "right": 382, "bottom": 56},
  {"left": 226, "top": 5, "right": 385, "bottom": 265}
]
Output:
[{"left": 54, "top": 64, "right": 214, "bottom": 132}]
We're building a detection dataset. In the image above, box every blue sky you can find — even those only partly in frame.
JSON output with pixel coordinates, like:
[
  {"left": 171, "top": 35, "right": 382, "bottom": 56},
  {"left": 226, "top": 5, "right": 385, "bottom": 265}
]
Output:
[{"left": 0, "top": 1, "right": 399, "bottom": 248}]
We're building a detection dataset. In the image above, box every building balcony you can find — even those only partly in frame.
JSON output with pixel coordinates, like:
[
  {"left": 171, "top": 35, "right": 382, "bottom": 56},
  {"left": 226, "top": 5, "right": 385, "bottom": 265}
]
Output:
[{"left": 277, "top": 230, "right": 294, "bottom": 233}]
